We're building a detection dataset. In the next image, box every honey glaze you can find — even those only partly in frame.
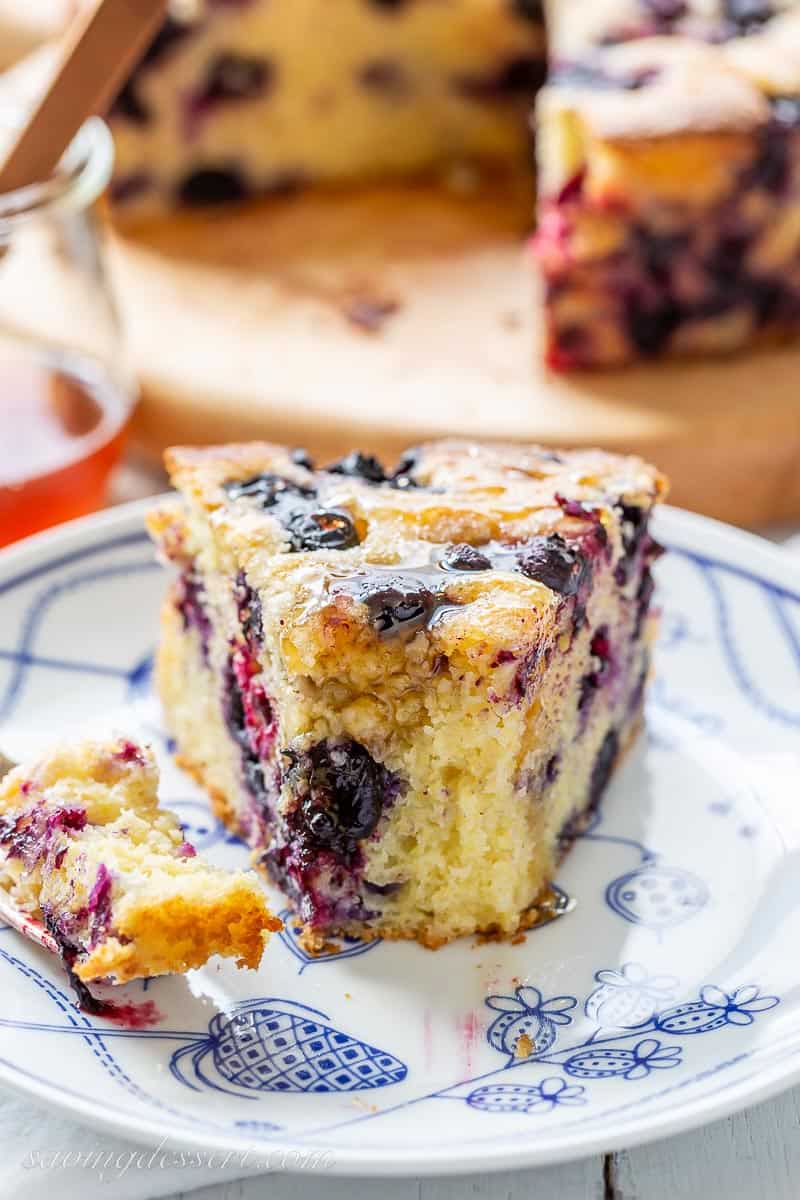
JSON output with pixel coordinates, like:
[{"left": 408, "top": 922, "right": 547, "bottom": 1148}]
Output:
[
  {"left": 476, "top": 885, "right": 575, "bottom": 945},
  {"left": 523, "top": 883, "right": 575, "bottom": 930},
  {"left": 0, "top": 351, "right": 131, "bottom": 546}
]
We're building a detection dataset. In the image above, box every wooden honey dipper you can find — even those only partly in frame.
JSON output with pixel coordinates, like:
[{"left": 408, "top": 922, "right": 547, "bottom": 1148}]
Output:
[{"left": 0, "top": 0, "right": 167, "bottom": 195}]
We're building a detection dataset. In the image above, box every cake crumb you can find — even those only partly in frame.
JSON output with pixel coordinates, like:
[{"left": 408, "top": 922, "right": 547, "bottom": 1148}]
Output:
[
  {"left": 515, "top": 1033, "right": 534, "bottom": 1059},
  {"left": 299, "top": 927, "right": 344, "bottom": 956}
]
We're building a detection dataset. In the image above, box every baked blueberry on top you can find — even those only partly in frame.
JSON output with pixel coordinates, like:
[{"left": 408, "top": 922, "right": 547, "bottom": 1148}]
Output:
[
  {"left": 148, "top": 439, "right": 666, "bottom": 948},
  {"left": 0, "top": 739, "right": 279, "bottom": 991}
]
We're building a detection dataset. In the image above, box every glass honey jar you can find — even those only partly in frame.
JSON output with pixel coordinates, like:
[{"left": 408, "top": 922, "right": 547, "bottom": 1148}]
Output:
[{"left": 0, "top": 114, "right": 135, "bottom": 547}]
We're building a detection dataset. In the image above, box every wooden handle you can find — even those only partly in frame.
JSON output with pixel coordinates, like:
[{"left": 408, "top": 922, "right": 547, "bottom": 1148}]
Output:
[{"left": 0, "top": 0, "right": 168, "bottom": 194}]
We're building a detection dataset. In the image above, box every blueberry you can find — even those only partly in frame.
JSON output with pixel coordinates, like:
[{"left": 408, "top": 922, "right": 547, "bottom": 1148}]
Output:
[
  {"left": 177, "top": 570, "right": 213, "bottom": 663},
  {"left": 178, "top": 167, "right": 249, "bottom": 206},
  {"left": 223, "top": 659, "right": 250, "bottom": 753},
  {"left": 234, "top": 571, "right": 263, "bottom": 647},
  {"left": 290, "top": 447, "right": 315, "bottom": 470},
  {"left": 41, "top": 911, "right": 104, "bottom": 1014},
  {"left": 742, "top": 127, "right": 791, "bottom": 194},
  {"left": 551, "top": 62, "right": 659, "bottom": 91},
  {"left": 109, "top": 171, "right": 153, "bottom": 203},
  {"left": 634, "top": 566, "right": 656, "bottom": 637},
  {"left": 225, "top": 472, "right": 359, "bottom": 552},
  {"left": 112, "top": 16, "right": 192, "bottom": 125},
  {"left": 556, "top": 494, "right": 595, "bottom": 520},
  {"left": 185, "top": 54, "right": 272, "bottom": 131},
  {"left": 440, "top": 543, "right": 493, "bottom": 572},
  {"left": 389, "top": 449, "right": 422, "bottom": 490},
  {"left": 626, "top": 298, "right": 682, "bottom": 356},
  {"left": 618, "top": 503, "right": 646, "bottom": 553},
  {"left": 198, "top": 53, "right": 272, "bottom": 105},
  {"left": 224, "top": 473, "right": 315, "bottom": 507},
  {"left": 0, "top": 813, "right": 20, "bottom": 847},
  {"left": 326, "top": 451, "right": 387, "bottom": 483},
  {"left": 578, "top": 627, "right": 612, "bottom": 714},
  {"left": 635, "top": 227, "right": 690, "bottom": 285},
  {"left": 358, "top": 60, "right": 411, "bottom": 97},
  {"left": 642, "top": 0, "right": 688, "bottom": 21},
  {"left": 283, "top": 739, "right": 404, "bottom": 857},
  {"left": 770, "top": 96, "right": 800, "bottom": 128},
  {"left": 87, "top": 864, "right": 113, "bottom": 948},
  {"left": 343, "top": 296, "right": 401, "bottom": 332},
  {"left": 358, "top": 579, "right": 437, "bottom": 637},
  {"left": 512, "top": 0, "right": 543, "bottom": 21},
  {"left": 111, "top": 82, "right": 151, "bottom": 125},
  {"left": 516, "top": 534, "right": 584, "bottom": 596},
  {"left": 723, "top": 0, "right": 773, "bottom": 35},
  {"left": 284, "top": 506, "right": 359, "bottom": 552},
  {"left": 363, "top": 878, "right": 404, "bottom": 896},
  {"left": 750, "top": 278, "right": 784, "bottom": 325},
  {"left": 222, "top": 653, "right": 279, "bottom": 840},
  {"left": 588, "top": 730, "right": 619, "bottom": 810},
  {"left": 614, "top": 502, "right": 649, "bottom": 585},
  {"left": 545, "top": 753, "right": 561, "bottom": 783},
  {"left": 579, "top": 673, "right": 600, "bottom": 712},
  {"left": 243, "top": 758, "right": 268, "bottom": 807},
  {"left": 456, "top": 55, "right": 545, "bottom": 100},
  {"left": 142, "top": 16, "right": 193, "bottom": 68}
]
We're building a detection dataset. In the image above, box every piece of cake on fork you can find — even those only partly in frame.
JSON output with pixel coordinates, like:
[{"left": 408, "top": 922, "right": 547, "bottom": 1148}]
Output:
[
  {"left": 148, "top": 440, "right": 666, "bottom": 948},
  {"left": 0, "top": 738, "right": 280, "bottom": 994}
]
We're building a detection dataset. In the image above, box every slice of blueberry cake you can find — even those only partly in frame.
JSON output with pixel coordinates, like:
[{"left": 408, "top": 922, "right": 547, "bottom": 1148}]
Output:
[
  {"left": 0, "top": 738, "right": 280, "bottom": 989},
  {"left": 148, "top": 440, "right": 666, "bottom": 948},
  {"left": 108, "top": 0, "right": 546, "bottom": 214},
  {"left": 534, "top": 2, "right": 800, "bottom": 367}
]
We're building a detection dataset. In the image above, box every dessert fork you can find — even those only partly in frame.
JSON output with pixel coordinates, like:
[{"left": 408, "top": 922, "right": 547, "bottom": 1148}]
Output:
[{"left": 0, "top": 751, "right": 57, "bottom": 952}]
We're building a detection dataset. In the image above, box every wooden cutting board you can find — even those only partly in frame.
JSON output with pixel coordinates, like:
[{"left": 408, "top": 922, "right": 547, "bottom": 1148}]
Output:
[
  {"left": 111, "top": 179, "right": 800, "bottom": 528},
  {"left": 2, "top": 37, "right": 798, "bottom": 528}
]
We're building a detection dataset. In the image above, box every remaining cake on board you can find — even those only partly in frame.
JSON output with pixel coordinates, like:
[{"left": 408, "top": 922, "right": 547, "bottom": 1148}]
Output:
[
  {"left": 148, "top": 440, "right": 666, "bottom": 948},
  {"left": 0, "top": 737, "right": 280, "bottom": 996},
  {"left": 107, "top": 0, "right": 546, "bottom": 213},
  {"left": 534, "top": 2, "right": 800, "bottom": 367},
  {"left": 99, "top": 0, "right": 800, "bottom": 368}
]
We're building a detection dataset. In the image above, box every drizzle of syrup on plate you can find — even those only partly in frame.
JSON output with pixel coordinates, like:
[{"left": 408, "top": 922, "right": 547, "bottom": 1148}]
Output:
[{"left": 91, "top": 997, "right": 164, "bottom": 1029}]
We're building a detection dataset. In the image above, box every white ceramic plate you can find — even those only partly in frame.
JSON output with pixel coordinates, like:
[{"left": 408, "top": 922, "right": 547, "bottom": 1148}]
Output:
[{"left": 0, "top": 500, "right": 798, "bottom": 1176}]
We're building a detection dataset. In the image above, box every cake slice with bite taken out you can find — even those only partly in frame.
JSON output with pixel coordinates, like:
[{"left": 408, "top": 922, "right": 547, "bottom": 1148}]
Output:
[{"left": 149, "top": 439, "right": 666, "bottom": 948}]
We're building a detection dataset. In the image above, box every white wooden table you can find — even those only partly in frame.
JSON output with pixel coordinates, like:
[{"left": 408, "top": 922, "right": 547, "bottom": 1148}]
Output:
[{"left": 159, "top": 1088, "right": 800, "bottom": 1200}]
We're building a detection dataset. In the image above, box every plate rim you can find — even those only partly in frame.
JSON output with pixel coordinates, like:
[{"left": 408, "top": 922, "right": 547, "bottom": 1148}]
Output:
[{"left": 0, "top": 497, "right": 797, "bottom": 1176}]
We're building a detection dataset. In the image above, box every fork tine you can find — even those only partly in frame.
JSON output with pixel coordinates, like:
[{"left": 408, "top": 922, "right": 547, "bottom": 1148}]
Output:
[
  {"left": 0, "top": 889, "right": 58, "bottom": 954},
  {"left": 0, "top": 749, "right": 58, "bottom": 953}
]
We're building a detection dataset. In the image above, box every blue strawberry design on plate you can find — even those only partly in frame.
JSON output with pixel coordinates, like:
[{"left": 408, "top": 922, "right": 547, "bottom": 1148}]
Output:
[{"left": 170, "top": 998, "right": 407, "bottom": 1097}]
